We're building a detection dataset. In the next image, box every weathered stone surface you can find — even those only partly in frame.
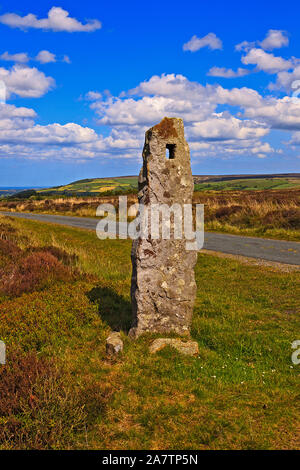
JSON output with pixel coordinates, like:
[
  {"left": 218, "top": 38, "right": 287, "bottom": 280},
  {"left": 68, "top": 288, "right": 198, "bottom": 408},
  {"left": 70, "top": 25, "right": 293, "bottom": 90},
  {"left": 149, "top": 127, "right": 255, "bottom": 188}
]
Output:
[
  {"left": 106, "top": 332, "right": 123, "bottom": 355},
  {"left": 149, "top": 338, "right": 199, "bottom": 356},
  {"left": 130, "top": 117, "right": 197, "bottom": 337}
]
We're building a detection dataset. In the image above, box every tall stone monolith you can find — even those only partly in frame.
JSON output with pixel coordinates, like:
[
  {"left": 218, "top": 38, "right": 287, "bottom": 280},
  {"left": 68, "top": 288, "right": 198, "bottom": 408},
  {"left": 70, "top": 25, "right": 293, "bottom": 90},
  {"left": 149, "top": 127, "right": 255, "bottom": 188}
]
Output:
[{"left": 130, "top": 117, "right": 198, "bottom": 337}]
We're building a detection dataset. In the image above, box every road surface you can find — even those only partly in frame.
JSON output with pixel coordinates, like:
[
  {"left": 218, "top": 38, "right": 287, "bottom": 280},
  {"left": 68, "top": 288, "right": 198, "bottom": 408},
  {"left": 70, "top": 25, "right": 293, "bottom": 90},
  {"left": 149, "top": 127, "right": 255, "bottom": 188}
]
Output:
[{"left": 1, "top": 211, "right": 300, "bottom": 266}]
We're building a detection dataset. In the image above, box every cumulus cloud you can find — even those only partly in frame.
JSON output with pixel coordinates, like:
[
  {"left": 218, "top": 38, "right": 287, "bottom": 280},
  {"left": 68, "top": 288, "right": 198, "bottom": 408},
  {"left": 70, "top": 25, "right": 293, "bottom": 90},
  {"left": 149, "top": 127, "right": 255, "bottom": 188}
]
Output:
[
  {"left": 0, "top": 122, "right": 98, "bottom": 145},
  {"left": 207, "top": 67, "right": 250, "bottom": 78},
  {"left": 243, "top": 96, "right": 300, "bottom": 130},
  {"left": 85, "top": 73, "right": 274, "bottom": 159},
  {"left": 241, "top": 48, "right": 292, "bottom": 73},
  {"left": 183, "top": 33, "right": 222, "bottom": 52},
  {"left": 235, "top": 41, "right": 256, "bottom": 53},
  {"left": 0, "top": 51, "right": 29, "bottom": 63},
  {"left": 126, "top": 73, "right": 262, "bottom": 109},
  {"left": 85, "top": 91, "right": 102, "bottom": 101},
  {"left": 187, "top": 114, "right": 269, "bottom": 141},
  {"left": 236, "top": 29, "right": 289, "bottom": 52},
  {"left": 0, "top": 104, "right": 36, "bottom": 136},
  {"left": 0, "top": 102, "right": 141, "bottom": 161},
  {"left": 0, "top": 6, "right": 101, "bottom": 32},
  {"left": 2, "top": 72, "right": 294, "bottom": 162},
  {"left": 235, "top": 32, "right": 300, "bottom": 92},
  {"left": 35, "top": 50, "right": 56, "bottom": 64},
  {"left": 269, "top": 65, "right": 300, "bottom": 91},
  {"left": 189, "top": 138, "right": 274, "bottom": 159},
  {"left": 0, "top": 103, "right": 36, "bottom": 119},
  {"left": 260, "top": 29, "right": 289, "bottom": 51},
  {"left": 0, "top": 50, "right": 70, "bottom": 65},
  {"left": 288, "top": 131, "right": 300, "bottom": 145},
  {"left": 0, "top": 65, "right": 55, "bottom": 98}
]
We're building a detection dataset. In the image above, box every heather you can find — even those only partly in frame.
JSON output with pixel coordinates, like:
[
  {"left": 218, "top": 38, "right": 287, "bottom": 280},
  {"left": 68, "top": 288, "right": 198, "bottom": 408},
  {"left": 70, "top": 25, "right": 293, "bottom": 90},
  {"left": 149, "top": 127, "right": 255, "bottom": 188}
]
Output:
[{"left": 0, "top": 215, "right": 299, "bottom": 449}]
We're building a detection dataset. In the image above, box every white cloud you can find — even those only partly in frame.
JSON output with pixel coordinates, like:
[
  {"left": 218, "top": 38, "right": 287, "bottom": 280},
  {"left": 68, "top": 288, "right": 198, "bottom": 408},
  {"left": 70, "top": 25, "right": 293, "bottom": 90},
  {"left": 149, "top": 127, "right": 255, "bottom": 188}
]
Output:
[
  {"left": 35, "top": 50, "right": 56, "bottom": 64},
  {"left": 0, "top": 103, "right": 36, "bottom": 119},
  {"left": 0, "top": 50, "right": 70, "bottom": 65},
  {"left": 187, "top": 114, "right": 269, "bottom": 141},
  {"left": 0, "top": 122, "right": 98, "bottom": 144},
  {"left": 0, "top": 51, "right": 29, "bottom": 63},
  {"left": 88, "top": 74, "right": 263, "bottom": 126},
  {"left": 260, "top": 29, "right": 289, "bottom": 51},
  {"left": 0, "top": 102, "right": 140, "bottom": 161},
  {"left": 211, "top": 84, "right": 262, "bottom": 108},
  {"left": 236, "top": 29, "right": 289, "bottom": 52},
  {"left": 288, "top": 131, "right": 300, "bottom": 145},
  {"left": 207, "top": 67, "right": 250, "bottom": 78},
  {"left": 235, "top": 41, "right": 256, "bottom": 52},
  {"left": 0, "top": 6, "right": 101, "bottom": 32},
  {"left": 183, "top": 33, "right": 222, "bottom": 52},
  {"left": 85, "top": 91, "right": 102, "bottom": 101},
  {"left": 2, "top": 72, "right": 293, "bottom": 162},
  {"left": 0, "top": 65, "right": 55, "bottom": 98},
  {"left": 126, "top": 73, "right": 262, "bottom": 109},
  {"left": 243, "top": 96, "right": 300, "bottom": 130},
  {"left": 189, "top": 139, "right": 274, "bottom": 159},
  {"left": 269, "top": 65, "right": 300, "bottom": 91},
  {"left": 241, "top": 48, "right": 292, "bottom": 73},
  {"left": 85, "top": 74, "right": 273, "bottom": 160}
]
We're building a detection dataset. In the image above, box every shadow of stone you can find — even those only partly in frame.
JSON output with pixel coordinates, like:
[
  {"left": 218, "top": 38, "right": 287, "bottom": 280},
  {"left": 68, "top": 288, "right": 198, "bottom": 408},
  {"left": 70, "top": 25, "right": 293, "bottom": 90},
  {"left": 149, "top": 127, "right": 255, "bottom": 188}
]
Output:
[{"left": 87, "top": 286, "right": 132, "bottom": 333}]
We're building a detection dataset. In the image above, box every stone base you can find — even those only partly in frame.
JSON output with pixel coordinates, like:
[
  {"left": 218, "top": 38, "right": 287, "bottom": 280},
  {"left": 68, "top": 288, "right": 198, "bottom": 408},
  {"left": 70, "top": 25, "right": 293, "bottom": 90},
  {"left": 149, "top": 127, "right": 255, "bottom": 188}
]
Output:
[
  {"left": 149, "top": 338, "right": 199, "bottom": 356},
  {"left": 106, "top": 332, "right": 123, "bottom": 355}
]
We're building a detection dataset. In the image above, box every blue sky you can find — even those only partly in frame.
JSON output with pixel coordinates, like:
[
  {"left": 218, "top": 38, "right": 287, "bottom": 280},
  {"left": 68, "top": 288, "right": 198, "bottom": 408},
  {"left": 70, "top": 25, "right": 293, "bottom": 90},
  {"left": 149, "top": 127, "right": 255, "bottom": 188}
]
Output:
[{"left": 0, "top": 0, "right": 300, "bottom": 186}]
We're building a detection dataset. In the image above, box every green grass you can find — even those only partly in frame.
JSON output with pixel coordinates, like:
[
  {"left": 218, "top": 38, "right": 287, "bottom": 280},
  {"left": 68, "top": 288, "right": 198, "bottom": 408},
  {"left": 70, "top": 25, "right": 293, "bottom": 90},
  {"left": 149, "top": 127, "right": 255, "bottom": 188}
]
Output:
[
  {"left": 204, "top": 221, "right": 300, "bottom": 241},
  {"left": 0, "top": 216, "right": 299, "bottom": 449},
  {"left": 36, "top": 176, "right": 300, "bottom": 197},
  {"left": 194, "top": 178, "right": 300, "bottom": 191},
  {"left": 38, "top": 176, "right": 139, "bottom": 196}
]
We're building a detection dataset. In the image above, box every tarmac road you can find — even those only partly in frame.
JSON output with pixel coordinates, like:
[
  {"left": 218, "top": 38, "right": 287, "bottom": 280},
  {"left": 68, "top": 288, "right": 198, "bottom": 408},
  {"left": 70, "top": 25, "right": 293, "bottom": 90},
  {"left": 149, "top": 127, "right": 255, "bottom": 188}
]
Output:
[{"left": 1, "top": 211, "right": 300, "bottom": 266}]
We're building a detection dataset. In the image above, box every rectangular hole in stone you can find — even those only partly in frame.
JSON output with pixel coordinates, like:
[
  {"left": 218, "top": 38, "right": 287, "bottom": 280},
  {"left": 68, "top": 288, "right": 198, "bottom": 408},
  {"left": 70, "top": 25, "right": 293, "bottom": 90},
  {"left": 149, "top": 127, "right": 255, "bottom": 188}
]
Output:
[{"left": 166, "top": 144, "right": 176, "bottom": 159}]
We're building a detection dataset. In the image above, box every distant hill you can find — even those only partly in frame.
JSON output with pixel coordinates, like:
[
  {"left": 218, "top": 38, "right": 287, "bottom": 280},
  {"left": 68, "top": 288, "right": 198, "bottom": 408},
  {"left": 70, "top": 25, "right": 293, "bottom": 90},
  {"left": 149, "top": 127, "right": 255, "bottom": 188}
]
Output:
[
  {"left": 3, "top": 173, "right": 300, "bottom": 198},
  {"left": 193, "top": 173, "right": 300, "bottom": 191},
  {"left": 0, "top": 187, "right": 43, "bottom": 197},
  {"left": 40, "top": 173, "right": 300, "bottom": 195},
  {"left": 37, "top": 176, "right": 138, "bottom": 197}
]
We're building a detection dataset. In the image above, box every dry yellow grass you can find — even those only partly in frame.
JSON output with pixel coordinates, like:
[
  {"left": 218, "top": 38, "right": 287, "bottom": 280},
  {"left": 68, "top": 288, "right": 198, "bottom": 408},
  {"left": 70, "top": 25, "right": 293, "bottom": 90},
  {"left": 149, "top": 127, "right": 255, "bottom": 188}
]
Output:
[{"left": 0, "top": 189, "right": 299, "bottom": 240}]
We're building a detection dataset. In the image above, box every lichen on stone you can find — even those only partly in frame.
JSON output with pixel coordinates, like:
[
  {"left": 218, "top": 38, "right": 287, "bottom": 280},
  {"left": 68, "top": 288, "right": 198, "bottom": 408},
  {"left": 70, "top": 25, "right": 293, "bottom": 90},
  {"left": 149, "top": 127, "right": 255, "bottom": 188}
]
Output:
[{"left": 152, "top": 117, "right": 178, "bottom": 139}]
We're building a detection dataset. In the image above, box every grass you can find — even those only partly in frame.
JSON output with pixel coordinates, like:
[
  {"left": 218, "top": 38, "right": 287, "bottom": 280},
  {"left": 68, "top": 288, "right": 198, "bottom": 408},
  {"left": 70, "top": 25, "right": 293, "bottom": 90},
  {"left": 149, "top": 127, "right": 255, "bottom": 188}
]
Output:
[
  {"left": 0, "top": 214, "right": 299, "bottom": 450},
  {"left": 194, "top": 177, "right": 300, "bottom": 191},
  {"left": 38, "top": 176, "right": 139, "bottom": 197},
  {"left": 195, "top": 189, "right": 300, "bottom": 241},
  {"left": 35, "top": 175, "right": 300, "bottom": 196},
  {"left": 1, "top": 189, "right": 299, "bottom": 241}
]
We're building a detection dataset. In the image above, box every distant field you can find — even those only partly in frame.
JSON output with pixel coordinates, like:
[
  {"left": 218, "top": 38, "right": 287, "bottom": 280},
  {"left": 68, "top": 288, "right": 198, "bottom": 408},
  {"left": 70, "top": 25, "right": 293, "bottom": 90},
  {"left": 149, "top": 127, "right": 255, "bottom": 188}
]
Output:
[
  {"left": 35, "top": 174, "right": 300, "bottom": 196},
  {"left": 194, "top": 177, "right": 300, "bottom": 191},
  {"left": 38, "top": 176, "right": 138, "bottom": 196},
  {"left": 1, "top": 174, "right": 299, "bottom": 198}
]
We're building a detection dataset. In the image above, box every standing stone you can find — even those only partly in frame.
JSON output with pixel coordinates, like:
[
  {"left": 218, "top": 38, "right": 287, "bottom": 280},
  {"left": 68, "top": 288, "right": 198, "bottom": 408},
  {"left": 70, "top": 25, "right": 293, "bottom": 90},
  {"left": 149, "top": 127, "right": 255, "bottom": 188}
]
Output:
[{"left": 130, "top": 117, "right": 197, "bottom": 337}]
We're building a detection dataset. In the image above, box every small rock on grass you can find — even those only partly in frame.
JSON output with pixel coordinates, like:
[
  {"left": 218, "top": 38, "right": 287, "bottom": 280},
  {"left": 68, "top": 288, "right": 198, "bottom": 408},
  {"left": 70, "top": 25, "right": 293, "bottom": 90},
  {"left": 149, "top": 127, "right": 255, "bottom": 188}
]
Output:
[
  {"left": 106, "top": 332, "right": 123, "bottom": 355},
  {"left": 149, "top": 338, "right": 199, "bottom": 356},
  {"left": 0, "top": 340, "right": 5, "bottom": 365}
]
